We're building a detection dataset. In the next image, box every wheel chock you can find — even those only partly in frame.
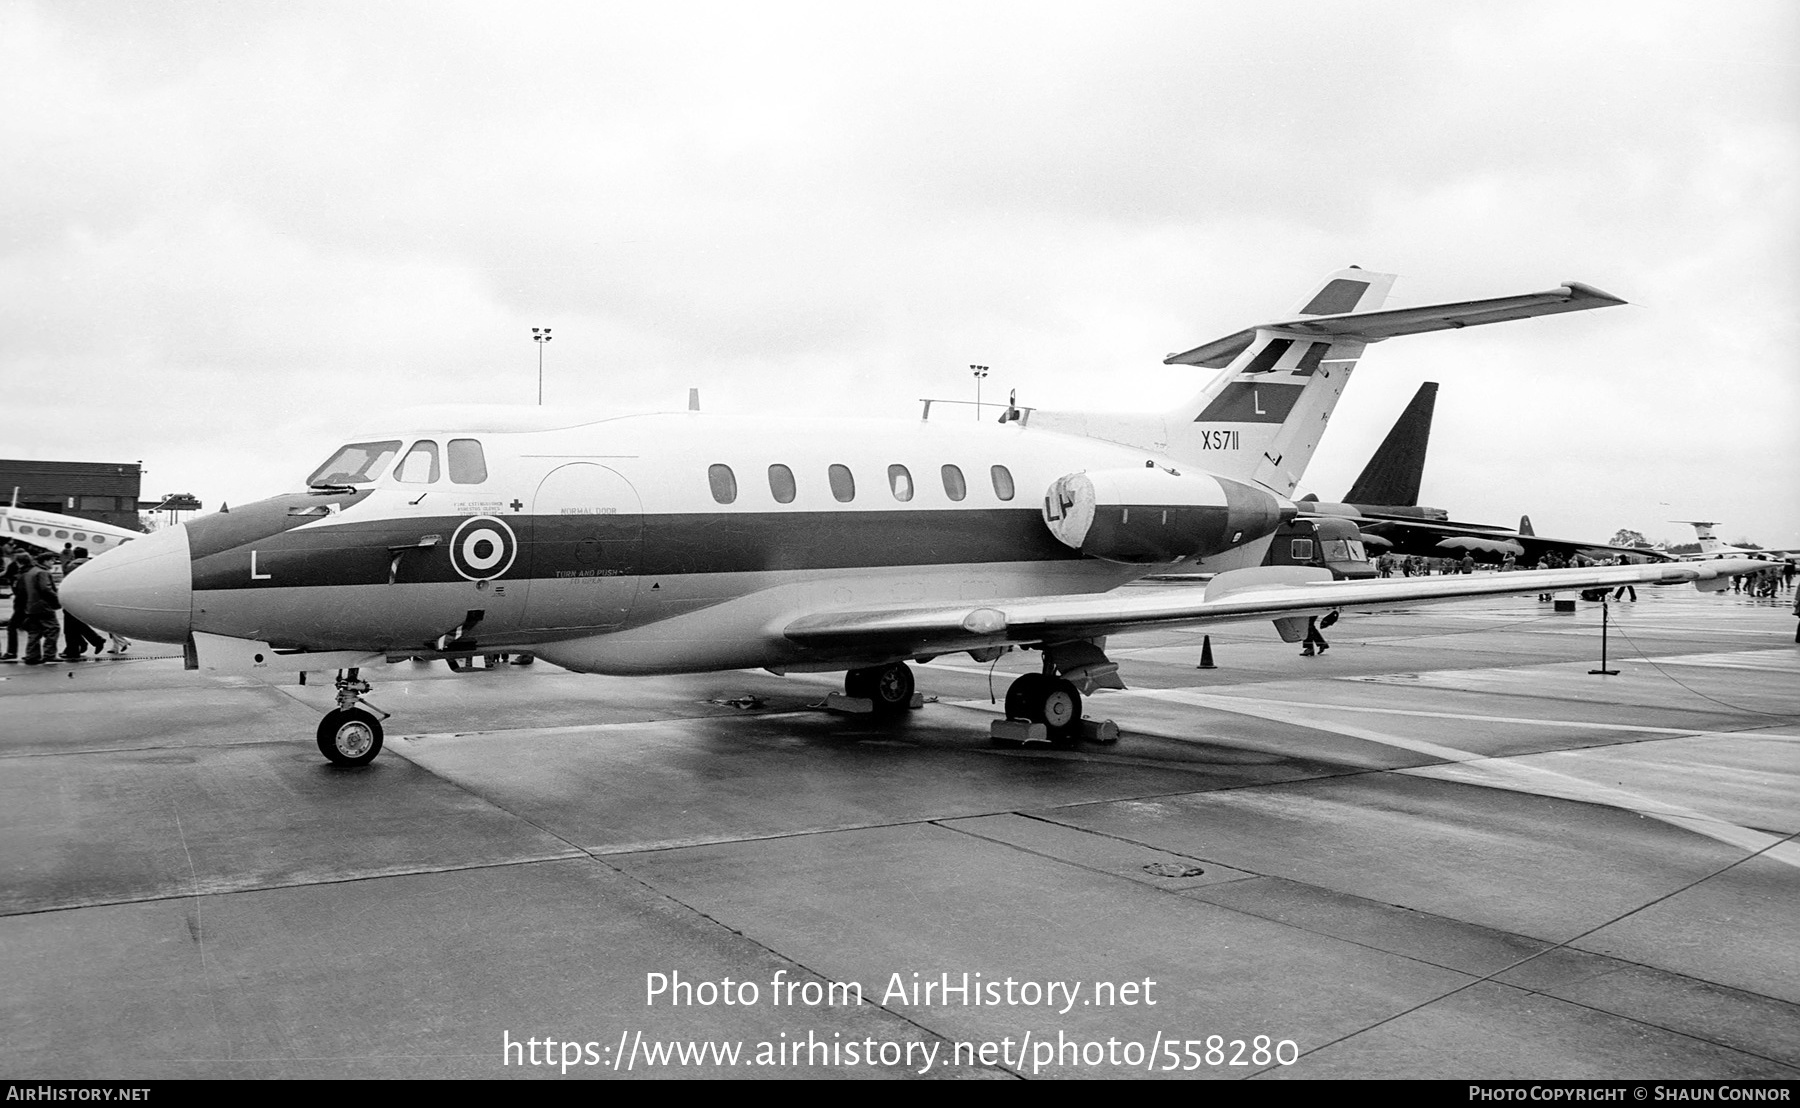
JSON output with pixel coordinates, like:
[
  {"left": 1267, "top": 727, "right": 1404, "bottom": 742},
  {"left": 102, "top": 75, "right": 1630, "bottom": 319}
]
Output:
[
  {"left": 908, "top": 692, "right": 925, "bottom": 710},
  {"left": 824, "top": 693, "right": 875, "bottom": 714},
  {"left": 990, "top": 719, "right": 1049, "bottom": 745},
  {"left": 1079, "top": 718, "right": 1120, "bottom": 744}
]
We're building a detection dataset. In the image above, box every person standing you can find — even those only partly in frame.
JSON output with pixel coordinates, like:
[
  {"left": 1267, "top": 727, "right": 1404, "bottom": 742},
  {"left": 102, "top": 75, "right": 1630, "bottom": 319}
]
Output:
[
  {"left": 20, "top": 552, "right": 62, "bottom": 665},
  {"left": 2, "top": 550, "right": 32, "bottom": 661},
  {"left": 1301, "top": 609, "right": 1337, "bottom": 657},
  {"left": 59, "top": 547, "right": 107, "bottom": 659}
]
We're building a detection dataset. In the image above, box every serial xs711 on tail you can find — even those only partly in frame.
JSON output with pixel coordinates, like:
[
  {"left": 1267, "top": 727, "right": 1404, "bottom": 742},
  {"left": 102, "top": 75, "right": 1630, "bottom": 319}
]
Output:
[{"left": 63, "top": 268, "right": 1759, "bottom": 765}]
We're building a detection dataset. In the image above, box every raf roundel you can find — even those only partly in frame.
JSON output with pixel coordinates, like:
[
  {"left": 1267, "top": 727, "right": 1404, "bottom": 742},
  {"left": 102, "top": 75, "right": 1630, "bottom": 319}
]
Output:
[{"left": 449, "top": 516, "right": 519, "bottom": 582}]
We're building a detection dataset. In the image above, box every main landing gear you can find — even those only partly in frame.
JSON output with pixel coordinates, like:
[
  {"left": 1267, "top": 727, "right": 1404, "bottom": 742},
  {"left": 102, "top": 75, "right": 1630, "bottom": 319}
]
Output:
[
  {"left": 993, "top": 643, "right": 1123, "bottom": 747},
  {"left": 842, "top": 661, "right": 916, "bottom": 715},
  {"left": 316, "top": 668, "right": 390, "bottom": 767},
  {"left": 1002, "top": 672, "right": 1084, "bottom": 741}
]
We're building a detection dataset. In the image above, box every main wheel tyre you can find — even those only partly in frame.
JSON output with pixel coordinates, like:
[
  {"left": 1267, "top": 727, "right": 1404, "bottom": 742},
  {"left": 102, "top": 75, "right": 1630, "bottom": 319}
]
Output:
[
  {"left": 317, "top": 708, "right": 384, "bottom": 766},
  {"left": 867, "top": 662, "right": 915, "bottom": 714},
  {"left": 1041, "top": 678, "right": 1083, "bottom": 743},
  {"left": 1040, "top": 679, "right": 1082, "bottom": 730},
  {"left": 1004, "top": 673, "right": 1050, "bottom": 720},
  {"left": 844, "top": 667, "right": 874, "bottom": 700}
]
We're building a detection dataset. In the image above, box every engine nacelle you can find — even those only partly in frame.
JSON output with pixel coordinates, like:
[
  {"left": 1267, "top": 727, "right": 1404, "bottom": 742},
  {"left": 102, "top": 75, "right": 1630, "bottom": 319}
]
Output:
[{"left": 1042, "top": 467, "right": 1286, "bottom": 564}]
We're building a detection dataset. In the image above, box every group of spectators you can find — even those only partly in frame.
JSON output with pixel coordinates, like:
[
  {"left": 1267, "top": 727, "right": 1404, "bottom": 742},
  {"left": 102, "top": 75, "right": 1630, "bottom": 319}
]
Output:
[
  {"left": 1374, "top": 553, "right": 1484, "bottom": 577},
  {"left": 1, "top": 539, "right": 128, "bottom": 666},
  {"left": 1732, "top": 560, "right": 1794, "bottom": 598}
]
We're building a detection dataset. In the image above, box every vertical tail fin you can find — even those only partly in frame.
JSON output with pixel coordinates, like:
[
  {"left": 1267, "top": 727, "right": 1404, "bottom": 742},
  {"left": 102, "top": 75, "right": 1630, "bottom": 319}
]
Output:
[
  {"left": 1343, "top": 381, "right": 1438, "bottom": 506},
  {"left": 1518, "top": 515, "right": 1535, "bottom": 536},
  {"left": 1159, "top": 268, "right": 1396, "bottom": 496}
]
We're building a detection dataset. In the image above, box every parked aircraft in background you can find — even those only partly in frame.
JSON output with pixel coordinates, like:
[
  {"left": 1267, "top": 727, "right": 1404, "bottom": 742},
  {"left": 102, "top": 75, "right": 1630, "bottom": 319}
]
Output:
[
  {"left": 1295, "top": 382, "right": 1667, "bottom": 565},
  {"left": 0, "top": 502, "right": 140, "bottom": 557},
  {"left": 1670, "top": 521, "right": 1800, "bottom": 563},
  {"left": 62, "top": 268, "right": 1760, "bottom": 767}
]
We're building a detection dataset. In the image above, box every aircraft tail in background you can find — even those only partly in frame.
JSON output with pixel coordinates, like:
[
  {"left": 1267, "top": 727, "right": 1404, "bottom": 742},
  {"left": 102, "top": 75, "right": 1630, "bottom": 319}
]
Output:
[
  {"left": 1343, "top": 381, "right": 1437, "bottom": 506},
  {"left": 1673, "top": 520, "right": 1726, "bottom": 553},
  {"left": 1519, "top": 515, "right": 1535, "bottom": 536}
]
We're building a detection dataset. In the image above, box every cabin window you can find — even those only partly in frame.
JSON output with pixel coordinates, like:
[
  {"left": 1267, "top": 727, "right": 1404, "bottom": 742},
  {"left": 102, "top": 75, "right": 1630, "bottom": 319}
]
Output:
[
  {"left": 990, "top": 465, "right": 1015, "bottom": 501},
  {"left": 447, "top": 439, "right": 488, "bottom": 484},
  {"left": 708, "top": 464, "right": 738, "bottom": 504},
  {"left": 888, "top": 465, "right": 913, "bottom": 502},
  {"left": 941, "top": 465, "right": 966, "bottom": 501},
  {"left": 1323, "top": 539, "right": 1364, "bottom": 563},
  {"left": 768, "top": 464, "right": 796, "bottom": 504},
  {"left": 828, "top": 464, "right": 855, "bottom": 503},
  {"left": 307, "top": 440, "right": 402, "bottom": 487},
  {"left": 394, "top": 440, "right": 441, "bottom": 484},
  {"left": 1290, "top": 539, "right": 1315, "bottom": 561}
]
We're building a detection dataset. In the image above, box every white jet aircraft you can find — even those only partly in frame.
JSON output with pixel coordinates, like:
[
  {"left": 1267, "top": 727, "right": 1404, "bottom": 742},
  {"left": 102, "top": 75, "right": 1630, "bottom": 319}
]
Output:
[
  {"left": 0, "top": 502, "right": 141, "bottom": 556},
  {"left": 1669, "top": 521, "right": 1800, "bottom": 562},
  {"left": 62, "top": 268, "right": 1763, "bottom": 766}
]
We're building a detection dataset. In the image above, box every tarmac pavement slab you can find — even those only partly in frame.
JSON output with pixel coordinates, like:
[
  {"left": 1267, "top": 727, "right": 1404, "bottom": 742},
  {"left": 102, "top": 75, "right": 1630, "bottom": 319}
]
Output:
[
  {"left": 1, "top": 741, "right": 582, "bottom": 914},
  {"left": 1, "top": 857, "right": 984, "bottom": 1079},
  {"left": 1277, "top": 980, "right": 1796, "bottom": 1079},
  {"left": 612, "top": 821, "right": 1478, "bottom": 1079},
  {"left": 1493, "top": 947, "right": 1800, "bottom": 1067},
  {"left": 1037, "top": 771, "right": 1775, "bottom": 944},
  {"left": 1566, "top": 852, "right": 1800, "bottom": 1004},
  {"left": 394, "top": 708, "right": 1377, "bottom": 855}
]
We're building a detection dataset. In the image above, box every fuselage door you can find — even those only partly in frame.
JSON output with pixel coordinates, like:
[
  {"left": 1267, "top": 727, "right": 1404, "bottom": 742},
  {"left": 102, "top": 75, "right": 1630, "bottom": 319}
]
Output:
[{"left": 523, "top": 463, "right": 643, "bottom": 633}]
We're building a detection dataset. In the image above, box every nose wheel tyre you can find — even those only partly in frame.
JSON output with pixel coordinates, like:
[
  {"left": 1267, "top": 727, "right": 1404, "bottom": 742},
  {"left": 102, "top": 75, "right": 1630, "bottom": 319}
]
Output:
[{"left": 317, "top": 708, "right": 384, "bottom": 766}]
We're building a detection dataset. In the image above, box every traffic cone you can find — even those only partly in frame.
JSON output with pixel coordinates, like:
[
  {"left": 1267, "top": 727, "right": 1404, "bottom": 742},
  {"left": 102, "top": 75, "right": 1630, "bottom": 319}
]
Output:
[{"left": 1197, "top": 635, "right": 1216, "bottom": 669}]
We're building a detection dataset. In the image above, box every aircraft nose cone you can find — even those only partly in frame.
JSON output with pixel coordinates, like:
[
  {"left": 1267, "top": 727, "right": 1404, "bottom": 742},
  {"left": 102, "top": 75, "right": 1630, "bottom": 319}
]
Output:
[{"left": 61, "top": 526, "right": 193, "bottom": 643}]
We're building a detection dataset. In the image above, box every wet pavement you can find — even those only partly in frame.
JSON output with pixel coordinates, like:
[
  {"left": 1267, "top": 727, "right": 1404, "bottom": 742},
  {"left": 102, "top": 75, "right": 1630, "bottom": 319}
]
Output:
[{"left": 3, "top": 585, "right": 1796, "bottom": 1079}]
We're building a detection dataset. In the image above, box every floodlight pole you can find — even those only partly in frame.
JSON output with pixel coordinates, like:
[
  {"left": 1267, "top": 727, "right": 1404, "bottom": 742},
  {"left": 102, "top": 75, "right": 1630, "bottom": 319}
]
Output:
[
  {"left": 532, "top": 327, "right": 553, "bottom": 405},
  {"left": 971, "top": 364, "right": 989, "bottom": 421}
]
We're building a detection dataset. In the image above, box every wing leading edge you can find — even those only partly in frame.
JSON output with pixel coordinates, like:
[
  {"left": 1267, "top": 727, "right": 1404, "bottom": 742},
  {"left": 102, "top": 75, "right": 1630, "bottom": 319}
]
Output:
[{"left": 782, "top": 559, "right": 1759, "bottom": 656}]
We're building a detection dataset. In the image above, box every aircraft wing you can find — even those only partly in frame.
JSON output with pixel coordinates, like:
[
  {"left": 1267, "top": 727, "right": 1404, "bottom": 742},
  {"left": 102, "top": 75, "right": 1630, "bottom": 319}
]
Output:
[
  {"left": 1165, "top": 281, "right": 1626, "bottom": 368},
  {"left": 783, "top": 559, "right": 1754, "bottom": 656}
]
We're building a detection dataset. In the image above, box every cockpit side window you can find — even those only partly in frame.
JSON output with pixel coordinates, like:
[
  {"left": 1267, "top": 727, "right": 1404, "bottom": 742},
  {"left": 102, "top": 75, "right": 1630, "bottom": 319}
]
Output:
[
  {"left": 394, "top": 440, "right": 441, "bottom": 484},
  {"left": 307, "top": 440, "right": 402, "bottom": 487},
  {"left": 447, "top": 439, "right": 488, "bottom": 484}
]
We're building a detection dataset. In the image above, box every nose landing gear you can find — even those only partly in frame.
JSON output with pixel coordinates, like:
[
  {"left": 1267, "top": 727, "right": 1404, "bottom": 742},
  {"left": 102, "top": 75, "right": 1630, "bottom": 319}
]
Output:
[{"left": 317, "top": 668, "right": 390, "bottom": 766}]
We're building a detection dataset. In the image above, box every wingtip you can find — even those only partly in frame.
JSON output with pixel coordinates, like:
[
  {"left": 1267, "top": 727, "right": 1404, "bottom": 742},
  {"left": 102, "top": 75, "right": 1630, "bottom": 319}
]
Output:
[{"left": 1562, "top": 281, "right": 1628, "bottom": 306}]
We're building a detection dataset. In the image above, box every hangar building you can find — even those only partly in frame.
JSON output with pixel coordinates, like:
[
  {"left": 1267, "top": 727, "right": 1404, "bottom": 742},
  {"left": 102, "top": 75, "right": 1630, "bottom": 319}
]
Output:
[{"left": 0, "top": 459, "right": 148, "bottom": 533}]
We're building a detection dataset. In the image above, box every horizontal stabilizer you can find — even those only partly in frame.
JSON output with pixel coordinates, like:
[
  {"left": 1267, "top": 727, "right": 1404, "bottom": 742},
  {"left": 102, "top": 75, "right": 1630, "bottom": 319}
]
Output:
[{"left": 1165, "top": 282, "right": 1627, "bottom": 367}]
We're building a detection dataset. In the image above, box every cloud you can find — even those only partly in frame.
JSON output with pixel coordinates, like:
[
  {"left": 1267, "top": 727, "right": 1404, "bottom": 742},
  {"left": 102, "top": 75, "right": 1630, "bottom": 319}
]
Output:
[{"left": 1, "top": 0, "right": 1795, "bottom": 543}]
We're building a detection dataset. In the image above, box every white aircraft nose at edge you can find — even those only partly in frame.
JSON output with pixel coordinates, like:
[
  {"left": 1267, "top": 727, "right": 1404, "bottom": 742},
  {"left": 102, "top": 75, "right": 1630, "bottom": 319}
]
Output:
[{"left": 60, "top": 267, "right": 1766, "bottom": 767}]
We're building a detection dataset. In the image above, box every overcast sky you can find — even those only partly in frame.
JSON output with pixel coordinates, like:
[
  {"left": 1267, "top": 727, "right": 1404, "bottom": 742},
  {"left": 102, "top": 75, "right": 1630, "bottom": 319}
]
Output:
[{"left": 3, "top": 1, "right": 1795, "bottom": 548}]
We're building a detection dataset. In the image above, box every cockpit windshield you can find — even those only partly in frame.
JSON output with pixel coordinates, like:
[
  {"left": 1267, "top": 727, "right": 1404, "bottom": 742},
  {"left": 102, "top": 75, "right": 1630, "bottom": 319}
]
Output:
[{"left": 307, "top": 440, "right": 402, "bottom": 488}]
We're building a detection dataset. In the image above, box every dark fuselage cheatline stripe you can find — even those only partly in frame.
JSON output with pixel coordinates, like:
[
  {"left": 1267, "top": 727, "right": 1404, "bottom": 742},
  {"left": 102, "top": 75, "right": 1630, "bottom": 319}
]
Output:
[{"left": 190, "top": 507, "right": 1081, "bottom": 592}]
